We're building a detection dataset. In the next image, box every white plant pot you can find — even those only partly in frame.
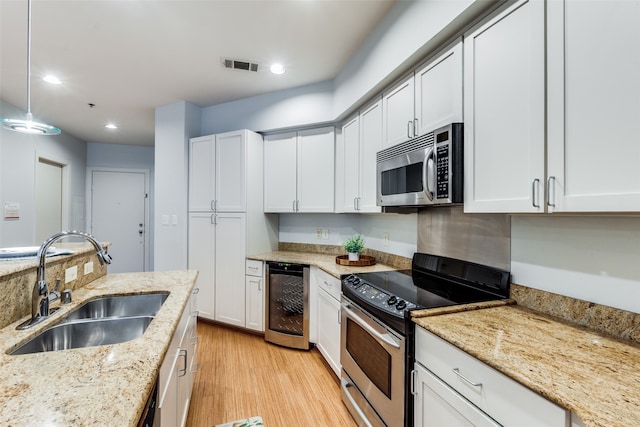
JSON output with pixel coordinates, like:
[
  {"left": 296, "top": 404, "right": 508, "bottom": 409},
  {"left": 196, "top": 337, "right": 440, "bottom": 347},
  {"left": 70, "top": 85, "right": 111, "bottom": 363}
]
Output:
[{"left": 348, "top": 252, "right": 360, "bottom": 261}]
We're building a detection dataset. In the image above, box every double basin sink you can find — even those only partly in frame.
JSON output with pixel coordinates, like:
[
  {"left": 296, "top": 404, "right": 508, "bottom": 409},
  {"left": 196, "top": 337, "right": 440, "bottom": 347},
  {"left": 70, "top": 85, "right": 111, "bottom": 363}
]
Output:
[{"left": 10, "top": 292, "right": 169, "bottom": 355}]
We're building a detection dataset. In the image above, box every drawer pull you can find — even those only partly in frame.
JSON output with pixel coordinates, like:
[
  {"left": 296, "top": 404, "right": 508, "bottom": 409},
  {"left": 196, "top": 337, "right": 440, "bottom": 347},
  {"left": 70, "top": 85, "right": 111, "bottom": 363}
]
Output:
[{"left": 453, "top": 368, "right": 482, "bottom": 388}]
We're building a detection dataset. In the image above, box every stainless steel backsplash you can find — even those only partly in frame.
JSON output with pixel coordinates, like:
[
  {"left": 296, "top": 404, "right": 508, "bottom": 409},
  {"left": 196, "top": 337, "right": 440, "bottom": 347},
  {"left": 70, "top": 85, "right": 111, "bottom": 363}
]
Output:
[{"left": 417, "top": 206, "right": 510, "bottom": 271}]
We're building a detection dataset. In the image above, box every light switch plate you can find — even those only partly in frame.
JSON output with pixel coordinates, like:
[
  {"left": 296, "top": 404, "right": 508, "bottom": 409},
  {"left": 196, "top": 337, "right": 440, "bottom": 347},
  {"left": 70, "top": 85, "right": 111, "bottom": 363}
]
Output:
[{"left": 65, "top": 265, "right": 78, "bottom": 283}]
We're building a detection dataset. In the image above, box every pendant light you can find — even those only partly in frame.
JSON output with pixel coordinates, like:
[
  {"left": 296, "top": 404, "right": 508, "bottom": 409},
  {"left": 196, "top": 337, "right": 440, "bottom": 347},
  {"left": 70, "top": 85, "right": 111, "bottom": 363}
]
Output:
[{"left": 0, "top": 0, "right": 61, "bottom": 135}]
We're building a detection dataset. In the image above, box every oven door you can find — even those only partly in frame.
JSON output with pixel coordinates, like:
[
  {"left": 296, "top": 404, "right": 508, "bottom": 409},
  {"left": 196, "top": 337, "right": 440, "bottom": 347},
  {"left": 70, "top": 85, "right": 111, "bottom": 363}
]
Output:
[
  {"left": 377, "top": 146, "right": 436, "bottom": 207},
  {"left": 341, "top": 297, "right": 406, "bottom": 427}
]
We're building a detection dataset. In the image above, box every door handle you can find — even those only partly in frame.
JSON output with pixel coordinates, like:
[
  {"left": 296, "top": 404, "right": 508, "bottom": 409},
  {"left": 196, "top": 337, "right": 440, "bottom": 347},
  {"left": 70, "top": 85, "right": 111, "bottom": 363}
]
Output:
[
  {"left": 422, "top": 147, "right": 435, "bottom": 202},
  {"left": 532, "top": 178, "right": 540, "bottom": 208},
  {"left": 341, "top": 303, "right": 400, "bottom": 349},
  {"left": 547, "top": 176, "right": 556, "bottom": 207},
  {"left": 178, "top": 349, "right": 188, "bottom": 377}
]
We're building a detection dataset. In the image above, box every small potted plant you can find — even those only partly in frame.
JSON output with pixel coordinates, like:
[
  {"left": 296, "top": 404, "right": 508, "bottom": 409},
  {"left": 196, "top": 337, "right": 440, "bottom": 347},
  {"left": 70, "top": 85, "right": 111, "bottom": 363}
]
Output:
[{"left": 343, "top": 234, "right": 365, "bottom": 261}]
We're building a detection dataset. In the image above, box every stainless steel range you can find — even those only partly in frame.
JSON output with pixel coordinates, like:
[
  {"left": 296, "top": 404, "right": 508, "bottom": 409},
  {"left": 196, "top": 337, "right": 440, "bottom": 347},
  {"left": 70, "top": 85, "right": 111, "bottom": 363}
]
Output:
[{"left": 340, "top": 253, "right": 510, "bottom": 427}]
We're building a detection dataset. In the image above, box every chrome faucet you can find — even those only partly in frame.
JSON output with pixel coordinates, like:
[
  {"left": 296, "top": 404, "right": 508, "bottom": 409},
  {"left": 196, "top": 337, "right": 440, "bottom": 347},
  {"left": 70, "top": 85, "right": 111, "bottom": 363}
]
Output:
[{"left": 17, "top": 230, "right": 112, "bottom": 330}]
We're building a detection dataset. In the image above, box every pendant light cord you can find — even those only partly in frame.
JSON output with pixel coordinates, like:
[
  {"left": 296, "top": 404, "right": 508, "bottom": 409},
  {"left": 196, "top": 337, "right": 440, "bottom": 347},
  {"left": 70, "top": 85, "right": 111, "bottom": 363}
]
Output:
[{"left": 26, "top": 0, "right": 33, "bottom": 121}]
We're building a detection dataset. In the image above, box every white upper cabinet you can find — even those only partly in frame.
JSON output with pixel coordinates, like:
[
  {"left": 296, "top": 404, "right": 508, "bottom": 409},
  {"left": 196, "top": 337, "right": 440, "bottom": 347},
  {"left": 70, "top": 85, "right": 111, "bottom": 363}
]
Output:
[
  {"left": 189, "top": 130, "right": 246, "bottom": 212},
  {"left": 264, "top": 127, "right": 335, "bottom": 213},
  {"left": 382, "top": 75, "right": 415, "bottom": 149},
  {"left": 547, "top": 0, "right": 640, "bottom": 212},
  {"left": 341, "top": 98, "right": 382, "bottom": 213},
  {"left": 414, "top": 40, "right": 463, "bottom": 136},
  {"left": 382, "top": 40, "right": 463, "bottom": 150},
  {"left": 463, "top": 0, "right": 545, "bottom": 213}
]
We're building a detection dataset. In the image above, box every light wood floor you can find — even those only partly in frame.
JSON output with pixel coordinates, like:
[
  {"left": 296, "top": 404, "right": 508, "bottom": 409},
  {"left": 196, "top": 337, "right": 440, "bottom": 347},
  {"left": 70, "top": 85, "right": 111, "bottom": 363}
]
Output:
[{"left": 185, "top": 321, "right": 357, "bottom": 427}]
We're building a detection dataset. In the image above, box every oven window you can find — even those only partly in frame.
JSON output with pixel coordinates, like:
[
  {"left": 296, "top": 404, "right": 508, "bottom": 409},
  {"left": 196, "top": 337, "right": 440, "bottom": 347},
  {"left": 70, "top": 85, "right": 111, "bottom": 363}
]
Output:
[
  {"left": 346, "top": 319, "right": 392, "bottom": 398},
  {"left": 381, "top": 162, "right": 423, "bottom": 196}
]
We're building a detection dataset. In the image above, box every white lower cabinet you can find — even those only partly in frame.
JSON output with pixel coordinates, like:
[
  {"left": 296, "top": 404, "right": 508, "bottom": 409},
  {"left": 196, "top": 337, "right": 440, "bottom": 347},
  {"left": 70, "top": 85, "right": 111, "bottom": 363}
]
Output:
[
  {"left": 157, "top": 290, "right": 198, "bottom": 427},
  {"left": 311, "top": 267, "right": 341, "bottom": 377},
  {"left": 414, "top": 327, "right": 568, "bottom": 427},
  {"left": 245, "top": 259, "right": 264, "bottom": 332}
]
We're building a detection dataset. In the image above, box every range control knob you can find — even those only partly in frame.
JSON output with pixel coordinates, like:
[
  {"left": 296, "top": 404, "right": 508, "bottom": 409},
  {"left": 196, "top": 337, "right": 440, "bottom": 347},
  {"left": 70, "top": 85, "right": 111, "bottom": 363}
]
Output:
[
  {"left": 396, "top": 300, "right": 407, "bottom": 310},
  {"left": 387, "top": 295, "right": 398, "bottom": 305}
]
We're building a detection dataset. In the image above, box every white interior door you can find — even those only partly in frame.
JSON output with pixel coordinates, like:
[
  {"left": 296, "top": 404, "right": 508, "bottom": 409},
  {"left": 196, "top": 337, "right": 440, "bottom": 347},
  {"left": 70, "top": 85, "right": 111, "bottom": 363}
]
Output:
[
  {"left": 91, "top": 169, "right": 147, "bottom": 273},
  {"left": 35, "top": 159, "right": 63, "bottom": 244}
]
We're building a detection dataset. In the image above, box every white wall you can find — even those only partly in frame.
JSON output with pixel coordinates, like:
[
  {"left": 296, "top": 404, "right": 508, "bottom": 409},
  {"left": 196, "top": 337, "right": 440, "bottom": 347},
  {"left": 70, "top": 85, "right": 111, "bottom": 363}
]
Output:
[
  {"left": 511, "top": 216, "right": 640, "bottom": 314},
  {"left": 154, "top": 101, "right": 201, "bottom": 271},
  {"left": 87, "top": 142, "right": 155, "bottom": 269},
  {"left": 0, "top": 99, "right": 87, "bottom": 246},
  {"left": 279, "top": 212, "right": 417, "bottom": 259}
]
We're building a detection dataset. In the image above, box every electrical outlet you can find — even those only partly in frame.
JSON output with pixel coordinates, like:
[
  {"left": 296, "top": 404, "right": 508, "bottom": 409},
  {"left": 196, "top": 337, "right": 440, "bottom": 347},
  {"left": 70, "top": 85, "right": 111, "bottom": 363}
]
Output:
[
  {"left": 84, "top": 261, "right": 94, "bottom": 275},
  {"left": 316, "top": 229, "right": 322, "bottom": 239},
  {"left": 321, "top": 229, "right": 329, "bottom": 240},
  {"left": 65, "top": 265, "right": 78, "bottom": 283},
  {"left": 383, "top": 232, "right": 389, "bottom": 246}
]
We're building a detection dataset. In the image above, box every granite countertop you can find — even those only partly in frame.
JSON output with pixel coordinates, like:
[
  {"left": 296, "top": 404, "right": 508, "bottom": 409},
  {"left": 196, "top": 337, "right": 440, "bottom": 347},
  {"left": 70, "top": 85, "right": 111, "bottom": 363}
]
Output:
[
  {"left": 248, "top": 250, "right": 400, "bottom": 278},
  {"left": 414, "top": 305, "right": 640, "bottom": 427},
  {"left": 0, "top": 269, "right": 198, "bottom": 427}
]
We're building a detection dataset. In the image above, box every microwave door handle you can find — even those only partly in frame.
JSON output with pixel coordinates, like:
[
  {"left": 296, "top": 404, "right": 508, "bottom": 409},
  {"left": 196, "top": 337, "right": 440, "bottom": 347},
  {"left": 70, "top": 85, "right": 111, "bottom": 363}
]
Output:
[{"left": 422, "top": 148, "right": 435, "bottom": 202}]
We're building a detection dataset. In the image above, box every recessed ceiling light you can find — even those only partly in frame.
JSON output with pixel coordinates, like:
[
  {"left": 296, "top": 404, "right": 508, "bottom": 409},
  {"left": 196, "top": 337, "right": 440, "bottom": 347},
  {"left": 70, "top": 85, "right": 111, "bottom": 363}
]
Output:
[
  {"left": 43, "top": 75, "right": 61, "bottom": 84},
  {"left": 270, "top": 63, "right": 285, "bottom": 75},
  {"left": 105, "top": 123, "right": 118, "bottom": 130}
]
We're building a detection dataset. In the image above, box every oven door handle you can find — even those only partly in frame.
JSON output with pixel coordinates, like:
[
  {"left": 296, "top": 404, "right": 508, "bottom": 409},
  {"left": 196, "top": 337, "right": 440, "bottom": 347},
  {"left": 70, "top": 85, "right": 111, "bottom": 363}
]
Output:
[
  {"left": 341, "top": 303, "right": 401, "bottom": 349},
  {"left": 341, "top": 377, "right": 375, "bottom": 427}
]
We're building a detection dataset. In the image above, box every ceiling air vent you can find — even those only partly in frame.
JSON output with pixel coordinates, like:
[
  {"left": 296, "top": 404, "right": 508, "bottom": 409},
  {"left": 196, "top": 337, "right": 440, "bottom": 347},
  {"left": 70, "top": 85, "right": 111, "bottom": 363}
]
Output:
[{"left": 222, "top": 58, "right": 259, "bottom": 72}]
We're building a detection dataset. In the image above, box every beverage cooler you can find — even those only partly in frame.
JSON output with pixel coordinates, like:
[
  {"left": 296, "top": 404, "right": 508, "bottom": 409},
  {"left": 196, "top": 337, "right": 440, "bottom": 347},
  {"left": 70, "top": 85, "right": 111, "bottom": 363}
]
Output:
[{"left": 264, "top": 261, "right": 310, "bottom": 350}]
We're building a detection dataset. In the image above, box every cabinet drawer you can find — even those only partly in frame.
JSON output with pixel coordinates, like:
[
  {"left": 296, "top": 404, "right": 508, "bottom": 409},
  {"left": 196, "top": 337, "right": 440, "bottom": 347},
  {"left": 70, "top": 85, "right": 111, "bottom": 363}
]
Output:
[
  {"left": 245, "top": 259, "right": 263, "bottom": 277},
  {"left": 315, "top": 268, "right": 341, "bottom": 301},
  {"left": 416, "top": 327, "right": 567, "bottom": 427}
]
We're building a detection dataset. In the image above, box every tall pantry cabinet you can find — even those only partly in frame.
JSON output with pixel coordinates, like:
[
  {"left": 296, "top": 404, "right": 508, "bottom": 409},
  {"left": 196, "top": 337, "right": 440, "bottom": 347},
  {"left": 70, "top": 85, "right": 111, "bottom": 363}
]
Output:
[{"left": 188, "top": 129, "right": 277, "bottom": 329}]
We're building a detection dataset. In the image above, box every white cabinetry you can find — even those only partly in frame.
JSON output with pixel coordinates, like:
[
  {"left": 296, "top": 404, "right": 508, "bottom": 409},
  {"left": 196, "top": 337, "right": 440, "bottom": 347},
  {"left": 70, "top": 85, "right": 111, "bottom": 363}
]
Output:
[
  {"left": 546, "top": 0, "right": 640, "bottom": 212},
  {"left": 188, "top": 129, "right": 277, "bottom": 329},
  {"left": 311, "top": 267, "right": 341, "bottom": 377},
  {"left": 264, "top": 126, "right": 335, "bottom": 213},
  {"left": 341, "top": 98, "right": 382, "bottom": 213},
  {"left": 157, "top": 289, "right": 198, "bottom": 427},
  {"left": 189, "top": 131, "right": 246, "bottom": 213},
  {"left": 245, "top": 259, "right": 264, "bottom": 332},
  {"left": 382, "top": 40, "right": 463, "bottom": 149},
  {"left": 414, "top": 327, "right": 568, "bottom": 427},
  {"left": 463, "top": 0, "right": 545, "bottom": 213}
]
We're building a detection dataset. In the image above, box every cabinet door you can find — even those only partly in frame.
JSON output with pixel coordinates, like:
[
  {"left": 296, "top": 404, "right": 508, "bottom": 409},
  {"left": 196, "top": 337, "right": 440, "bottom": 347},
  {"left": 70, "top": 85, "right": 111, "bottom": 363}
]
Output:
[
  {"left": 297, "top": 127, "right": 335, "bottom": 213},
  {"left": 245, "top": 274, "right": 264, "bottom": 332},
  {"left": 317, "top": 287, "right": 341, "bottom": 377},
  {"left": 382, "top": 74, "right": 415, "bottom": 148},
  {"left": 188, "top": 213, "right": 215, "bottom": 320},
  {"left": 341, "top": 115, "right": 360, "bottom": 212},
  {"left": 358, "top": 98, "right": 383, "bottom": 212},
  {"left": 188, "top": 135, "right": 215, "bottom": 212},
  {"left": 414, "top": 363, "right": 500, "bottom": 427},
  {"left": 547, "top": 0, "right": 640, "bottom": 212},
  {"left": 264, "top": 132, "right": 297, "bottom": 212},
  {"left": 215, "top": 130, "right": 246, "bottom": 212},
  {"left": 214, "top": 212, "right": 246, "bottom": 327},
  {"left": 414, "top": 40, "right": 463, "bottom": 135},
  {"left": 463, "top": 0, "right": 545, "bottom": 213}
]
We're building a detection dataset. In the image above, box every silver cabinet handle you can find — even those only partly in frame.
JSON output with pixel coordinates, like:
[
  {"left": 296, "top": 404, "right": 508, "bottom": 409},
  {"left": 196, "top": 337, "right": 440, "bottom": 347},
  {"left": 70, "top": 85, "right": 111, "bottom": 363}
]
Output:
[
  {"left": 342, "top": 303, "right": 400, "bottom": 349},
  {"left": 341, "top": 378, "right": 374, "bottom": 427},
  {"left": 407, "top": 121, "right": 413, "bottom": 139},
  {"left": 292, "top": 200, "right": 296, "bottom": 212},
  {"left": 178, "top": 349, "right": 188, "bottom": 377},
  {"left": 413, "top": 118, "right": 418, "bottom": 137},
  {"left": 210, "top": 214, "right": 215, "bottom": 225},
  {"left": 258, "top": 278, "right": 262, "bottom": 291},
  {"left": 453, "top": 368, "right": 482, "bottom": 388},
  {"left": 531, "top": 178, "right": 540, "bottom": 208},
  {"left": 353, "top": 197, "right": 358, "bottom": 211},
  {"left": 323, "top": 280, "right": 332, "bottom": 288},
  {"left": 192, "top": 287, "right": 200, "bottom": 294},
  {"left": 210, "top": 200, "right": 215, "bottom": 211},
  {"left": 547, "top": 176, "right": 556, "bottom": 207},
  {"left": 410, "top": 369, "right": 418, "bottom": 395}
]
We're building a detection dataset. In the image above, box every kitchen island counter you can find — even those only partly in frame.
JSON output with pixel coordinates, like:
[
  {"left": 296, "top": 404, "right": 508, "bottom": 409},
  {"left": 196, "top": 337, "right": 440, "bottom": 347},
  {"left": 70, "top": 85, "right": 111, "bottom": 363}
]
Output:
[{"left": 0, "top": 269, "right": 197, "bottom": 426}]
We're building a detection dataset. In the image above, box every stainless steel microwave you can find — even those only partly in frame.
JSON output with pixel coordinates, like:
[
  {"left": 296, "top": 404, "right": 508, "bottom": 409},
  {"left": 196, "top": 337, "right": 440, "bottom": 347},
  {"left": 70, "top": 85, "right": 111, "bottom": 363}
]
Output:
[{"left": 376, "top": 123, "right": 463, "bottom": 207}]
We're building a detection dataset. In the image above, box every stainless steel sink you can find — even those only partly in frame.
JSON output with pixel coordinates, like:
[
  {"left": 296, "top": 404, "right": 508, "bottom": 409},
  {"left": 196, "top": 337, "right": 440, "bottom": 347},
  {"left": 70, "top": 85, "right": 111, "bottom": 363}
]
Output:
[
  {"left": 9, "top": 316, "right": 154, "bottom": 355},
  {"left": 62, "top": 292, "right": 169, "bottom": 322}
]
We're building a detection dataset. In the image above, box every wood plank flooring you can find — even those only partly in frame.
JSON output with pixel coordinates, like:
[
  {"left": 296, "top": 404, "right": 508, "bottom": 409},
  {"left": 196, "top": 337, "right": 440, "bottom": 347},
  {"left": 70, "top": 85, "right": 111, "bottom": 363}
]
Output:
[{"left": 185, "top": 320, "right": 357, "bottom": 427}]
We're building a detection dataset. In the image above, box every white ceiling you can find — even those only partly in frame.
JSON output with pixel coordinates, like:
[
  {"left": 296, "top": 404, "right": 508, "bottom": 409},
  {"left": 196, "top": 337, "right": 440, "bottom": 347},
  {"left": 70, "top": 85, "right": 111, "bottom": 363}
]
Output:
[{"left": 0, "top": 0, "right": 396, "bottom": 146}]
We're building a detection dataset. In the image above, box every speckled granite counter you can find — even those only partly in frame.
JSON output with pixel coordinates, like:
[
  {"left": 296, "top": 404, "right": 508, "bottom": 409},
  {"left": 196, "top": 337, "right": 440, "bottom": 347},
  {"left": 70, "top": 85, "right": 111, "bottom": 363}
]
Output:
[
  {"left": 414, "top": 304, "right": 640, "bottom": 427},
  {"left": 248, "top": 250, "right": 401, "bottom": 278},
  {"left": 0, "top": 269, "right": 198, "bottom": 427}
]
